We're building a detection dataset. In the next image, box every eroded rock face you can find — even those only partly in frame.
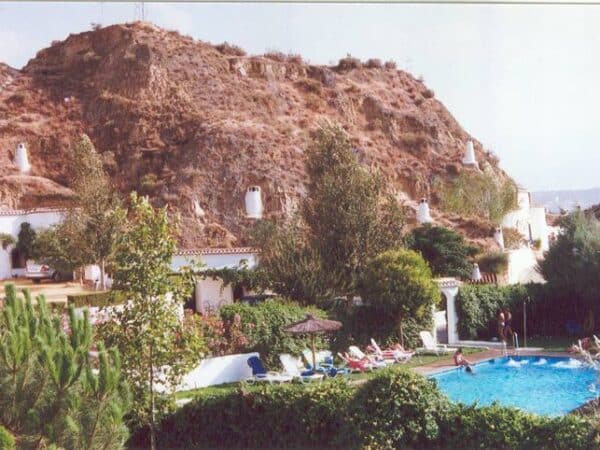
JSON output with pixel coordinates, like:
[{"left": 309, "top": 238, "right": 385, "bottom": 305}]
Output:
[{"left": 0, "top": 21, "right": 510, "bottom": 247}]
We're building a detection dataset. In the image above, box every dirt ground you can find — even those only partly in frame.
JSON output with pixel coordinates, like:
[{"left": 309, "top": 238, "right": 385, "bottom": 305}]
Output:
[{"left": 0, "top": 278, "right": 94, "bottom": 304}]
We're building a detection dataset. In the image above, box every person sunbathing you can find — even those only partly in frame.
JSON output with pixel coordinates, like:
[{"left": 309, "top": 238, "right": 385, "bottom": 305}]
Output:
[{"left": 454, "top": 348, "right": 474, "bottom": 373}]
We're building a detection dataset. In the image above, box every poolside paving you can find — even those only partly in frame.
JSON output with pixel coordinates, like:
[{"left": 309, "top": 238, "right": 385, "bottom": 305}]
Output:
[{"left": 412, "top": 348, "right": 576, "bottom": 376}]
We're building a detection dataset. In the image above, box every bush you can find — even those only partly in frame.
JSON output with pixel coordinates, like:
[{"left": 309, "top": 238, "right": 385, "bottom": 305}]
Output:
[
  {"left": 66, "top": 290, "right": 125, "bottom": 307},
  {"left": 295, "top": 78, "right": 323, "bottom": 95},
  {"left": 350, "top": 368, "right": 450, "bottom": 449},
  {"left": 0, "top": 425, "right": 15, "bottom": 450},
  {"left": 384, "top": 60, "right": 397, "bottom": 69},
  {"left": 407, "top": 224, "right": 479, "bottom": 278},
  {"left": 336, "top": 56, "right": 361, "bottom": 71},
  {"left": 477, "top": 251, "right": 509, "bottom": 275},
  {"left": 456, "top": 284, "right": 527, "bottom": 340},
  {"left": 215, "top": 42, "right": 246, "bottom": 56},
  {"left": 503, "top": 227, "right": 526, "bottom": 249},
  {"left": 364, "top": 58, "right": 382, "bottom": 69},
  {"left": 219, "top": 299, "right": 327, "bottom": 368},
  {"left": 440, "top": 403, "right": 595, "bottom": 450},
  {"left": 435, "top": 171, "right": 517, "bottom": 223},
  {"left": 134, "top": 379, "right": 356, "bottom": 449},
  {"left": 133, "top": 369, "right": 597, "bottom": 450}
]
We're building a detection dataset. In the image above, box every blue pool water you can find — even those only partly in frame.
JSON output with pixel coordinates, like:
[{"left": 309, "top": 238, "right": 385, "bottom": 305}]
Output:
[{"left": 431, "top": 356, "right": 598, "bottom": 416}]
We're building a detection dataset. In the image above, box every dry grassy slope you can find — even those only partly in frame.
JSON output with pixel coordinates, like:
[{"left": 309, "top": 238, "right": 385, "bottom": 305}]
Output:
[{"left": 0, "top": 22, "right": 509, "bottom": 248}]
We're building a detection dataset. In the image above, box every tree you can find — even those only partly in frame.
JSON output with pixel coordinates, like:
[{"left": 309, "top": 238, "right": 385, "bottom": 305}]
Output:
[
  {"left": 65, "top": 135, "right": 123, "bottom": 289},
  {"left": 16, "top": 222, "right": 36, "bottom": 262},
  {"left": 302, "top": 122, "right": 405, "bottom": 297},
  {"left": 0, "top": 284, "right": 130, "bottom": 449},
  {"left": 97, "top": 193, "right": 204, "bottom": 450},
  {"left": 407, "top": 224, "right": 478, "bottom": 278},
  {"left": 538, "top": 210, "right": 600, "bottom": 320},
  {"left": 248, "top": 219, "right": 342, "bottom": 305},
  {"left": 32, "top": 224, "right": 89, "bottom": 279},
  {"left": 359, "top": 249, "right": 438, "bottom": 346}
]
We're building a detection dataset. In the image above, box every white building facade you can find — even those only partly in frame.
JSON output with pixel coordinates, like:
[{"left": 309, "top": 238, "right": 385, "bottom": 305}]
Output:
[{"left": 171, "top": 247, "right": 260, "bottom": 314}]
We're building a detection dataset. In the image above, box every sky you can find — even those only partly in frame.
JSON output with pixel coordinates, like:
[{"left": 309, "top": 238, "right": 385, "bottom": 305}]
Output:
[{"left": 1, "top": 2, "right": 599, "bottom": 192}]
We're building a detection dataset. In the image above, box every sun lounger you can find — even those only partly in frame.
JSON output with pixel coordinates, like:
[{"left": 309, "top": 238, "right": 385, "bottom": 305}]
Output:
[
  {"left": 348, "top": 345, "right": 388, "bottom": 368},
  {"left": 279, "top": 354, "right": 324, "bottom": 382},
  {"left": 416, "top": 331, "right": 457, "bottom": 355},
  {"left": 370, "top": 338, "right": 414, "bottom": 363},
  {"left": 245, "top": 356, "right": 293, "bottom": 384},
  {"left": 302, "top": 349, "right": 349, "bottom": 377},
  {"left": 337, "top": 352, "right": 373, "bottom": 372}
]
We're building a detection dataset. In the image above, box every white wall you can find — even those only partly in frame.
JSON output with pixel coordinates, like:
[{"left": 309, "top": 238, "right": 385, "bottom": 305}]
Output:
[{"left": 178, "top": 352, "right": 260, "bottom": 390}]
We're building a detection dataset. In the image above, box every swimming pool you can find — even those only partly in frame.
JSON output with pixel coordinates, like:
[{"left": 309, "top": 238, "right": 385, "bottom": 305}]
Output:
[{"left": 431, "top": 356, "right": 598, "bottom": 416}]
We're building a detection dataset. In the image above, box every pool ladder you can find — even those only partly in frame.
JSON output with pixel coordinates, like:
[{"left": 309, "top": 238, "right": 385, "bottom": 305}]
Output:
[{"left": 502, "top": 334, "right": 520, "bottom": 357}]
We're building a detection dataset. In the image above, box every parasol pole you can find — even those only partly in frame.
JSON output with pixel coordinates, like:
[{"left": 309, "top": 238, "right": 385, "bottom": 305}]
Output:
[{"left": 311, "top": 334, "right": 316, "bottom": 370}]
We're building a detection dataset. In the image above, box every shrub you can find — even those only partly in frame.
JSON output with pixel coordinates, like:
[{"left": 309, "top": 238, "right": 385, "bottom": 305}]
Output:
[
  {"left": 263, "top": 50, "right": 286, "bottom": 62},
  {"left": 503, "top": 226, "right": 526, "bottom": 249},
  {"left": 435, "top": 172, "right": 517, "bottom": 223},
  {"left": 477, "top": 251, "right": 509, "bottom": 275},
  {"left": 440, "top": 403, "right": 595, "bottom": 450},
  {"left": 364, "top": 58, "right": 382, "bottom": 69},
  {"left": 295, "top": 78, "right": 323, "bottom": 95},
  {"left": 422, "top": 88, "right": 435, "bottom": 99},
  {"left": 336, "top": 56, "right": 361, "bottom": 71},
  {"left": 384, "top": 60, "right": 397, "bottom": 69},
  {"left": 67, "top": 290, "right": 125, "bottom": 307},
  {"left": 456, "top": 284, "right": 527, "bottom": 340},
  {"left": 349, "top": 369, "right": 450, "bottom": 449},
  {"left": 218, "top": 299, "right": 327, "bottom": 367},
  {"left": 136, "top": 379, "right": 356, "bottom": 449},
  {"left": 215, "top": 42, "right": 246, "bottom": 56},
  {"left": 407, "top": 224, "right": 479, "bottom": 278},
  {"left": 0, "top": 426, "right": 15, "bottom": 450}
]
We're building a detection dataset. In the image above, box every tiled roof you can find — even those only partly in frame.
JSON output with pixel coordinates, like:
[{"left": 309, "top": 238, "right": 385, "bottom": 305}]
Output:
[
  {"left": 0, "top": 207, "right": 69, "bottom": 217},
  {"left": 435, "top": 277, "right": 461, "bottom": 288},
  {"left": 176, "top": 247, "right": 258, "bottom": 256}
]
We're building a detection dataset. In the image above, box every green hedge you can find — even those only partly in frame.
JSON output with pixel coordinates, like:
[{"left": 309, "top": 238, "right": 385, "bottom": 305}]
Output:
[
  {"left": 456, "top": 284, "right": 527, "bottom": 340},
  {"left": 66, "top": 291, "right": 125, "bottom": 308},
  {"left": 0, "top": 425, "right": 15, "bottom": 450},
  {"left": 219, "top": 299, "right": 327, "bottom": 368},
  {"left": 129, "top": 369, "right": 596, "bottom": 450}
]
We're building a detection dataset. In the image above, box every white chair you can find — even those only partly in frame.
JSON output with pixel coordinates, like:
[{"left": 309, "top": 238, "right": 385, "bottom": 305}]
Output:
[
  {"left": 417, "top": 331, "right": 458, "bottom": 355},
  {"left": 348, "top": 345, "right": 388, "bottom": 368},
  {"left": 370, "top": 338, "right": 414, "bottom": 363},
  {"left": 279, "top": 354, "right": 324, "bottom": 382}
]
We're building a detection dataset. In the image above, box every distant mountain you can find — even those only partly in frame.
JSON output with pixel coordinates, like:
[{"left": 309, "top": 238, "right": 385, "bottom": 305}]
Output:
[{"left": 532, "top": 188, "right": 600, "bottom": 213}]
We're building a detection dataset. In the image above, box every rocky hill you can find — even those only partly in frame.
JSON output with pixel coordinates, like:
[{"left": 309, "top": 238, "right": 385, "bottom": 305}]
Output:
[{"left": 0, "top": 22, "right": 512, "bottom": 248}]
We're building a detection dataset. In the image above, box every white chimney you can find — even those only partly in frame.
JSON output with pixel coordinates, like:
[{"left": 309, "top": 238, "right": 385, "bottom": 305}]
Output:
[
  {"left": 13, "top": 143, "right": 31, "bottom": 173},
  {"left": 471, "top": 263, "right": 482, "bottom": 281},
  {"left": 192, "top": 199, "right": 205, "bottom": 218},
  {"left": 416, "top": 198, "right": 433, "bottom": 224},
  {"left": 494, "top": 227, "right": 504, "bottom": 250},
  {"left": 245, "top": 186, "right": 263, "bottom": 219},
  {"left": 462, "top": 140, "right": 477, "bottom": 166}
]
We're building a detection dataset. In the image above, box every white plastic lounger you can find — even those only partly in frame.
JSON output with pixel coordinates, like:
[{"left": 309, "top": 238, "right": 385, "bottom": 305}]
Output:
[
  {"left": 417, "top": 331, "right": 458, "bottom": 355},
  {"left": 348, "top": 346, "right": 388, "bottom": 368},
  {"left": 245, "top": 355, "right": 293, "bottom": 384},
  {"left": 279, "top": 354, "right": 324, "bottom": 382},
  {"left": 370, "top": 338, "right": 414, "bottom": 363}
]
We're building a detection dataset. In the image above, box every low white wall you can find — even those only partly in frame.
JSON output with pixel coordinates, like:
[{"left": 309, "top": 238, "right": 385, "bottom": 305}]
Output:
[{"left": 178, "top": 352, "right": 260, "bottom": 390}]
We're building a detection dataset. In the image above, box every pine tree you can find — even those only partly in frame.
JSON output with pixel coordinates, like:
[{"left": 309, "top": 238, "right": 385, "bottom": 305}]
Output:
[{"left": 0, "top": 284, "right": 130, "bottom": 449}]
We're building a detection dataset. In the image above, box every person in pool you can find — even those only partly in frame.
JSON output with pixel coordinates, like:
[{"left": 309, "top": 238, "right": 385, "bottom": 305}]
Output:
[{"left": 453, "top": 348, "right": 474, "bottom": 373}]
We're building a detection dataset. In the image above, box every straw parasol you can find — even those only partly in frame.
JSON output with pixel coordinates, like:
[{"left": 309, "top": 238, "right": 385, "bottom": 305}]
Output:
[{"left": 284, "top": 314, "right": 342, "bottom": 370}]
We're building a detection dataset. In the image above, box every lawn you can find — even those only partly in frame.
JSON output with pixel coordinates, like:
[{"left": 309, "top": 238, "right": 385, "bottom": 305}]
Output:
[
  {"left": 525, "top": 335, "right": 576, "bottom": 352},
  {"left": 175, "top": 347, "right": 485, "bottom": 401}
]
